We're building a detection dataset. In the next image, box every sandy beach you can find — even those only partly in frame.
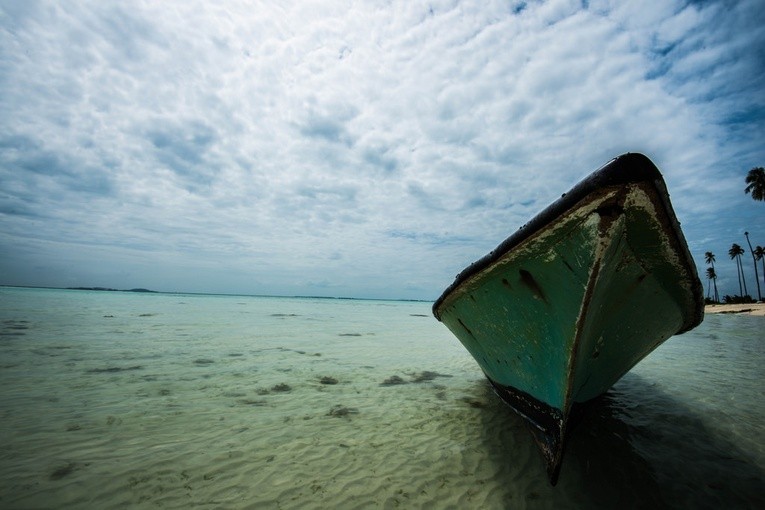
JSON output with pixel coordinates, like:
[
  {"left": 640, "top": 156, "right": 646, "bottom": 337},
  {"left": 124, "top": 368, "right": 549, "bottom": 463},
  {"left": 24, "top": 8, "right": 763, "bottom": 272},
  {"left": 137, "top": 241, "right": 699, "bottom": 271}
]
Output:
[{"left": 704, "top": 302, "right": 765, "bottom": 316}]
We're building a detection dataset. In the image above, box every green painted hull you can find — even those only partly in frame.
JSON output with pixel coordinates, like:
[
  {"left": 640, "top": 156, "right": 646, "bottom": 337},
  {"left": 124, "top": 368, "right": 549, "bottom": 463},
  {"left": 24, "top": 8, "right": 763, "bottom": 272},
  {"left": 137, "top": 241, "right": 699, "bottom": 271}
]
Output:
[{"left": 433, "top": 154, "right": 704, "bottom": 484}]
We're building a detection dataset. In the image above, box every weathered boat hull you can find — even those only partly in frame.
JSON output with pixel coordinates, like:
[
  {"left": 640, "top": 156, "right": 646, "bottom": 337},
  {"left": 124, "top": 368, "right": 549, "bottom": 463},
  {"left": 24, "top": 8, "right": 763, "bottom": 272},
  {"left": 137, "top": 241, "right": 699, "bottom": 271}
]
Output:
[{"left": 433, "top": 153, "right": 704, "bottom": 484}]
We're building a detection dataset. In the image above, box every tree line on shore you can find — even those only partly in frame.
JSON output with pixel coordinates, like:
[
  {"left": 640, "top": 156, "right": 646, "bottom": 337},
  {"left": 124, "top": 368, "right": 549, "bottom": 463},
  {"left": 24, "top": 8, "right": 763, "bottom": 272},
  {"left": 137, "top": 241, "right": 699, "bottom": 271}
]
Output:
[{"left": 704, "top": 166, "right": 764, "bottom": 304}]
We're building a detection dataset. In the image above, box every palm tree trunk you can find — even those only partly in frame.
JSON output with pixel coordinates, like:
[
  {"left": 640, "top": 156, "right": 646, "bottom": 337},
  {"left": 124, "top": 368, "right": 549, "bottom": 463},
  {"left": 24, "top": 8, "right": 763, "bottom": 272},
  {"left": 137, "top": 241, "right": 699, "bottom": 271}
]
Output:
[
  {"left": 736, "top": 256, "right": 744, "bottom": 296},
  {"left": 739, "top": 255, "right": 749, "bottom": 297},
  {"left": 744, "top": 232, "right": 762, "bottom": 301},
  {"left": 752, "top": 257, "right": 762, "bottom": 301}
]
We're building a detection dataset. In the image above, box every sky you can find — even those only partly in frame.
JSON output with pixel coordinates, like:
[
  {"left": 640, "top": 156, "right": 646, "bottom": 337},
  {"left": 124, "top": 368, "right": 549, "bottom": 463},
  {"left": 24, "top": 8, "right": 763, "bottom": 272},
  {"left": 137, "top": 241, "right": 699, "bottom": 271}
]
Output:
[{"left": 1, "top": 0, "right": 763, "bottom": 301}]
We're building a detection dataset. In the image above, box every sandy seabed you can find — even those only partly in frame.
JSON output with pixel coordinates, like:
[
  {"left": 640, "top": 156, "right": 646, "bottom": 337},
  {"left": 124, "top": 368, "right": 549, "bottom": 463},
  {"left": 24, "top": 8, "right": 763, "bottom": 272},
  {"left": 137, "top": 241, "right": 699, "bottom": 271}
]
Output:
[{"left": 2, "top": 288, "right": 764, "bottom": 509}]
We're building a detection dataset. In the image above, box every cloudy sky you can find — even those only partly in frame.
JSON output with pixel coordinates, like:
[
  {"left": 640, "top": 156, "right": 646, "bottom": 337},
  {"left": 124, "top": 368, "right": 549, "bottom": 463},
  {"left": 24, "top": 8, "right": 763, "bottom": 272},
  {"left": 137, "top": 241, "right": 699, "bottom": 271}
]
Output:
[{"left": 1, "top": 0, "right": 763, "bottom": 300}]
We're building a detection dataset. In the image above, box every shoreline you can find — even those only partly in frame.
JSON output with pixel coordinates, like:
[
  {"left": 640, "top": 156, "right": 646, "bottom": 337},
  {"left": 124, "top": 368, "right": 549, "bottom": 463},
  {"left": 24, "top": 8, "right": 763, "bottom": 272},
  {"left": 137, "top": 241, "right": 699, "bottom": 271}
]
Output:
[{"left": 704, "top": 302, "right": 765, "bottom": 317}]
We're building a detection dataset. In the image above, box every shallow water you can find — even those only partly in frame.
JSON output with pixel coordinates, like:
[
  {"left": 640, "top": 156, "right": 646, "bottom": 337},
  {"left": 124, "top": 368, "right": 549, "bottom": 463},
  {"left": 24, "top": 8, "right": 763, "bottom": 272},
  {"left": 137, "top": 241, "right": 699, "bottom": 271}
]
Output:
[{"left": 0, "top": 287, "right": 763, "bottom": 509}]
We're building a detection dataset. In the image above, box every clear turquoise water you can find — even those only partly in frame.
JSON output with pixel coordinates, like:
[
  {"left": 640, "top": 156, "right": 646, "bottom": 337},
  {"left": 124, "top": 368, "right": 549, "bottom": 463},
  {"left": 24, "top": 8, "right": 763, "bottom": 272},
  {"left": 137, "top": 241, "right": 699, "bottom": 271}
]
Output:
[{"left": 0, "top": 286, "right": 763, "bottom": 509}]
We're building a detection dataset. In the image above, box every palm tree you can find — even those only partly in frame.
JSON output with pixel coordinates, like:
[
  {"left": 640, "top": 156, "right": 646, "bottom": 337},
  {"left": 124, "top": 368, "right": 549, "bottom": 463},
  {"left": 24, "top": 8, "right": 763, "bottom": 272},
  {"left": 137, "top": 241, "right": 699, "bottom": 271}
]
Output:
[
  {"left": 705, "top": 267, "right": 717, "bottom": 301},
  {"left": 729, "top": 243, "right": 747, "bottom": 297},
  {"left": 744, "top": 232, "right": 762, "bottom": 301},
  {"left": 745, "top": 167, "right": 765, "bottom": 201},
  {"left": 704, "top": 251, "right": 719, "bottom": 302},
  {"left": 755, "top": 245, "right": 765, "bottom": 302}
]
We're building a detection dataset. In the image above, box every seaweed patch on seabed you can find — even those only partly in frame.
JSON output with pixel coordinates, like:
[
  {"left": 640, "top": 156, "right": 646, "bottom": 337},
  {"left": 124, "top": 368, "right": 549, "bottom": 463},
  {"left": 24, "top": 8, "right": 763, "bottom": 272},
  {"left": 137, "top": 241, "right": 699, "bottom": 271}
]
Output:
[
  {"left": 381, "top": 375, "right": 407, "bottom": 386},
  {"left": 261, "top": 346, "right": 322, "bottom": 357},
  {"left": 87, "top": 365, "right": 143, "bottom": 373},
  {"left": 409, "top": 371, "right": 452, "bottom": 382},
  {"left": 237, "top": 399, "right": 269, "bottom": 406},
  {"left": 48, "top": 462, "right": 89, "bottom": 481},
  {"left": 1, "top": 319, "right": 30, "bottom": 336},
  {"left": 256, "top": 383, "right": 293, "bottom": 395},
  {"left": 327, "top": 405, "right": 359, "bottom": 418},
  {"left": 381, "top": 371, "right": 453, "bottom": 385}
]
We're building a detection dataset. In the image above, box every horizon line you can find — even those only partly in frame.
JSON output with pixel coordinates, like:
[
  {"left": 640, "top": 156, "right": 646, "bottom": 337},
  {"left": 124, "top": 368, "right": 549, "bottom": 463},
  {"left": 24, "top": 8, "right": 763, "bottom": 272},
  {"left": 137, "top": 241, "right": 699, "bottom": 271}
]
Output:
[{"left": 0, "top": 284, "right": 434, "bottom": 303}]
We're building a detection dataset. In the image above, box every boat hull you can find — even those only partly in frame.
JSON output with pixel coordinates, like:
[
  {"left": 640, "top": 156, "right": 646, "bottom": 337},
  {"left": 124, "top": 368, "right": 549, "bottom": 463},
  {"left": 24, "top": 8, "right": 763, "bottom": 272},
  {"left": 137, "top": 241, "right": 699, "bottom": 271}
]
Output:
[{"left": 433, "top": 154, "right": 704, "bottom": 484}]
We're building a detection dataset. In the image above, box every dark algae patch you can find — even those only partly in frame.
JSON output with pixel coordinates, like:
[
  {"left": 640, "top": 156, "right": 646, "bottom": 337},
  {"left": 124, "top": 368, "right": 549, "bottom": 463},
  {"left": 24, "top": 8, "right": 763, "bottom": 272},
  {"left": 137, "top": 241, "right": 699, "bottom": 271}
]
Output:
[
  {"left": 194, "top": 359, "right": 215, "bottom": 365},
  {"left": 327, "top": 405, "right": 359, "bottom": 418},
  {"left": 409, "top": 371, "right": 452, "bottom": 383},
  {"left": 319, "top": 376, "right": 339, "bottom": 385},
  {"left": 238, "top": 399, "right": 269, "bottom": 406},
  {"left": 271, "top": 383, "right": 292, "bottom": 392},
  {"left": 381, "top": 375, "right": 407, "bottom": 386},
  {"left": 49, "top": 462, "right": 87, "bottom": 481},
  {"left": 87, "top": 365, "right": 143, "bottom": 373},
  {"left": 1, "top": 319, "right": 30, "bottom": 337},
  {"left": 381, "top": 371, "right": 452, "bottom": 385}
]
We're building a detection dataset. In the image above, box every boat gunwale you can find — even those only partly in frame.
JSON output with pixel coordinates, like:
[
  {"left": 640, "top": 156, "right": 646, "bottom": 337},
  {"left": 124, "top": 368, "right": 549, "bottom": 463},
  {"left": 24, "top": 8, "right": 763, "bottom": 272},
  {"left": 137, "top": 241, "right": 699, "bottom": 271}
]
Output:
[{"left": 432, "top": 153, "right": 704, "bottom": 333}]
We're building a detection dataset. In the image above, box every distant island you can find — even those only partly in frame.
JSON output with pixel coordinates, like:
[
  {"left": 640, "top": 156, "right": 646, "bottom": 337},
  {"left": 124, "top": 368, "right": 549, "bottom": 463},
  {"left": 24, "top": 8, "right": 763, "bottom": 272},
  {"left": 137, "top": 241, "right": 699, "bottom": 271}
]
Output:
[
  {"left": 1, "top": 285, "right": 429, "bottom": 301},
  {"left": 67, "top": 287, "right": 158, "bottom": 293}
]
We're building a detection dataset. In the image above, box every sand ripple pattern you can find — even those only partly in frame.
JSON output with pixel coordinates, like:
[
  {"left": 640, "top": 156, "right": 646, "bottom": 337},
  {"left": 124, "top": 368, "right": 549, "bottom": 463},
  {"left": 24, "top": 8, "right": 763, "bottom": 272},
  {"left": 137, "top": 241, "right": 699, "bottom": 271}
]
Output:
[{"left": 1, "top": 290, "right": 764, "bottom": 508}]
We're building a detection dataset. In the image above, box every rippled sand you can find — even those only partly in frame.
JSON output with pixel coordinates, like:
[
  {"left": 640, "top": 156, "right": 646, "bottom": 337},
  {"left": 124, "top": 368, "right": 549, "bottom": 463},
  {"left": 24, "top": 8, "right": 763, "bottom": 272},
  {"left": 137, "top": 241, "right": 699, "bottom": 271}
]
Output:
[
  {"left": 1, "top": 288, "right": 764, "bottom": 509},
  {"left": 0, "top": 357, "right": 544, "bottom": 507}
]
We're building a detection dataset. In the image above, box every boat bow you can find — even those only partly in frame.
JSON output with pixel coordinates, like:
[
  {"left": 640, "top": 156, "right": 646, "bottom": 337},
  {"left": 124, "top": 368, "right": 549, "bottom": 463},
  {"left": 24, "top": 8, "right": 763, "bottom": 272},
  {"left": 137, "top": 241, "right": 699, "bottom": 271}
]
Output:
[{"left": 433, "top": 153, "right": 704, "bottom": 484}]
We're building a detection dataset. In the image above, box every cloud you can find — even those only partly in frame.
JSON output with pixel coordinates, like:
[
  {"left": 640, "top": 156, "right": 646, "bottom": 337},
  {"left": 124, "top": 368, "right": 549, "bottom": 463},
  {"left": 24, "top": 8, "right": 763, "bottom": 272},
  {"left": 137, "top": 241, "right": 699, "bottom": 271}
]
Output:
[{"left": 1, "top": 0, "right": 763, "bottom": 299}]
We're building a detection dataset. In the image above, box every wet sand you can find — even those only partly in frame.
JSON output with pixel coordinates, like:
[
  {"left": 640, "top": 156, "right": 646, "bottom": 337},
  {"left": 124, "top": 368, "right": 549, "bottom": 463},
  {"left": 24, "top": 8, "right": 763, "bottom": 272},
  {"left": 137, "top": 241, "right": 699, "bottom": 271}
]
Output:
[{"left": 705, "top": 302, "right": 765, "bottom": 316}]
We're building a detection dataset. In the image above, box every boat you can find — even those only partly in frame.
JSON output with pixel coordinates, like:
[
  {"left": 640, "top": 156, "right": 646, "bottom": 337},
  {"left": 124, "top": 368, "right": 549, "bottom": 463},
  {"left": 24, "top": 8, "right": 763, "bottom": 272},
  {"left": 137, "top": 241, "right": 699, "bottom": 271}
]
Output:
[{"left": 432, "top": 153, "right": 704, "bottom": 484}]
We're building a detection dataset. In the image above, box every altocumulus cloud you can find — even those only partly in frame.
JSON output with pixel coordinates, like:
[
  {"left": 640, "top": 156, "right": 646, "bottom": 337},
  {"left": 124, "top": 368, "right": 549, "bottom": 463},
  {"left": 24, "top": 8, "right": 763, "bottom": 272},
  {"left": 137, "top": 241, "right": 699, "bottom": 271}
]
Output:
[{"left": 0, "top": 0, "right": 763, "bottom": 299}]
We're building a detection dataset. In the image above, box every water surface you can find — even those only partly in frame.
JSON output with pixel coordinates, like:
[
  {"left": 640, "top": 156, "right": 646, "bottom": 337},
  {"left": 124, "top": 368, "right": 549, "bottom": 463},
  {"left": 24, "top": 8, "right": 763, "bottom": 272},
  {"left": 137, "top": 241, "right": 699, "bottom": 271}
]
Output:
[{"left": 0, "top": 287, "right": 763, "bottom": 508}]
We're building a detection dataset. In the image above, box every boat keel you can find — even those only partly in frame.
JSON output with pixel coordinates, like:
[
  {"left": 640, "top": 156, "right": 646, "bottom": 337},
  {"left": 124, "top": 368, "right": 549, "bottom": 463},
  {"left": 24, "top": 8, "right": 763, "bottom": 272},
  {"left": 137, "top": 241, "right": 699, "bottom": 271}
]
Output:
[{"left": 489, "top": 379, "right": 567, "bottom": 485}]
